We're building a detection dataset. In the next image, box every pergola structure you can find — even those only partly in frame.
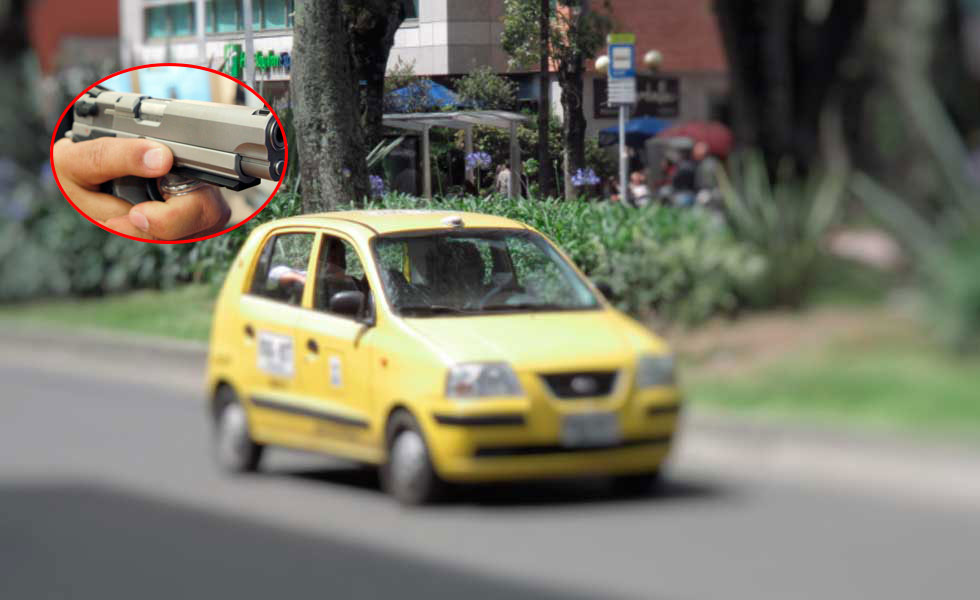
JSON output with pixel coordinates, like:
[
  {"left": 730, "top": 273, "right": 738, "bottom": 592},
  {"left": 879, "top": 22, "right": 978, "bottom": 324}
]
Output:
[{"left": 381, "top": 111, "right": 529, "bottom": 199}]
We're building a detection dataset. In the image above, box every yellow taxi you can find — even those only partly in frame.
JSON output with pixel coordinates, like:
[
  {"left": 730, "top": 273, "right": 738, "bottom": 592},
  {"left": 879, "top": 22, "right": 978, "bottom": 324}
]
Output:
[{"left": 206, "top": 210, "right": 681, "bottom": 504}]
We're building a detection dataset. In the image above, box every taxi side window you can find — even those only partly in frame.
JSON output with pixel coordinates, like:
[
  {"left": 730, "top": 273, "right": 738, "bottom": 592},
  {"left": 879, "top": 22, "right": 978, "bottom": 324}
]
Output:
[
  {"left": 249, "top": 232, "right": 314, "bottom": 306},
  {"left": 313, "top": 235, "right": 368, "bottom": 317}
]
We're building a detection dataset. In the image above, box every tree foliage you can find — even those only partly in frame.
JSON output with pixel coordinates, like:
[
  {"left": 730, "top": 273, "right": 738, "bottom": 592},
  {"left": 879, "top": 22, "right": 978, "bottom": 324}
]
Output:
[
  {"left": 502, "top": 0, "right": 613, "bottom": 198},
  {"left": 502, "top": 0, "right": 612, "bottom": 73},
  {"left": 454, "top": 65, "right": 518, "bottom": 110}
]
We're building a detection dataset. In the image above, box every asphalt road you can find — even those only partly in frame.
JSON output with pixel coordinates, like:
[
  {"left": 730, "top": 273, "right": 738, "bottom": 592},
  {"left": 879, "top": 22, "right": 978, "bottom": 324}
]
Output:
[{"left": 1, "top": 328, "right": 979, "bottom": 600}]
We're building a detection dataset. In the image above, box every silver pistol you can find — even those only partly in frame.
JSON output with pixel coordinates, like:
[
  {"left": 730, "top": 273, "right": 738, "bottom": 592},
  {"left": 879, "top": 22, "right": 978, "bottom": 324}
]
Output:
[{"left": 67, "top": 86, "right": 285, "bottom": 204}]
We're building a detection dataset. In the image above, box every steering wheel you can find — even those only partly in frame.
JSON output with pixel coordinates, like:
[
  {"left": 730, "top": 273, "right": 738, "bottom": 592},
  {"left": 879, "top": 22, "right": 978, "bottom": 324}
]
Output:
[{"left": 473, "top": 277, "right": 516, "bottom": 309}]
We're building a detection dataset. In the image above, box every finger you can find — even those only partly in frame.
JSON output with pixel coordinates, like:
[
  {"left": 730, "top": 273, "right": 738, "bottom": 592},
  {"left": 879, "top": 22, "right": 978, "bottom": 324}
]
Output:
[
  {"left": 52, "top": 137, "right": 173, "bottom": 189},
  {"left": 104, "top": 215, "right": 156, "bottom": 240},
  {"left": 63, "top": 186, "right": 135, "bottom": 222},
  {"left": 128, "top": 186, "right": 230, "bottom": 241}
]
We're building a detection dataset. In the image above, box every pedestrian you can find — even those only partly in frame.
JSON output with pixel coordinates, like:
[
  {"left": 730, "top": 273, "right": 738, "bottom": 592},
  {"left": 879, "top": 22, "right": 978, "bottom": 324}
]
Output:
[
  {"left": 669, "top": 148, "right": 697, "bottom": 207},
  {"left": 606, "top": 175, "right": 621, "bottom": 203},
  {"left": 692, "top": 141, "right": 723, "bottom": 208},
  {"left": 495, "top": 163, "right": 512, "bottom": 195},
  {"left": 628, "top": 170, "right": 652, "bottom": 207}
]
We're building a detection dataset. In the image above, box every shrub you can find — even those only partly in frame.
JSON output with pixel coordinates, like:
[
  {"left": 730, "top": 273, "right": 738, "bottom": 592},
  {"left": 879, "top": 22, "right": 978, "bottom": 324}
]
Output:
[
  {"left": 355, "top": 193, "right": 763, "bottom": 323},
  {"left": 717, "top": 151, "right": 844, "bottom": 307},
  {"left": 2, "top": 183, "right": 760, "bottom": 325}
]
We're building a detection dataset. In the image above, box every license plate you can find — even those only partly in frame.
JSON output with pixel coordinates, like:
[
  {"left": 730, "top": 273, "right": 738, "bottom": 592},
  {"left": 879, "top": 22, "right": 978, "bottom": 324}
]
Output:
[{"left": 561, "top": 412, "right": 621, "bottom": 448}]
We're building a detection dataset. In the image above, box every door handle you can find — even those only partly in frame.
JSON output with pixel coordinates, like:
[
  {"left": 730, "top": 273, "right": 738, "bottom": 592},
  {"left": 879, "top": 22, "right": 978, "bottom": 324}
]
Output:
[
  {"left": 244, "top": 324, "right": 255, "bottom": 338},
  {"left": 307, "top": 339, "right": 319, "bottom": 354}
]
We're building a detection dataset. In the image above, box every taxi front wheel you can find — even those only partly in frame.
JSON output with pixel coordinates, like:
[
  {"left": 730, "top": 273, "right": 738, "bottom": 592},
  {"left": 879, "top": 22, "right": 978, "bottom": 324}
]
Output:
[
  {"left": 213, "top": 387, "right": 264, "bottom": 473},
  {"left": 381, "top": 411, "right": 445, "bottom": 505}
]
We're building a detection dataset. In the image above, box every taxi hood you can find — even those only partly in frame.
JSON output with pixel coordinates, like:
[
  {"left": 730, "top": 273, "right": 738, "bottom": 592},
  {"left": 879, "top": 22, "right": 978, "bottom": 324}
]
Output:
[{"left": 399, "top": 309, "right": 667, "bottom": 371}]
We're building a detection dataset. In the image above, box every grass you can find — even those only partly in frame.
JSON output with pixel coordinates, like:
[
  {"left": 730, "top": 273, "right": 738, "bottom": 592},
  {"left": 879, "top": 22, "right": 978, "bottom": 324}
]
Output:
[
  {"left": 683, "top": 326, "right": 980, "bottom": 436},
  {"left": 0, "top": 284, "right": 218, "bottom": 342}
]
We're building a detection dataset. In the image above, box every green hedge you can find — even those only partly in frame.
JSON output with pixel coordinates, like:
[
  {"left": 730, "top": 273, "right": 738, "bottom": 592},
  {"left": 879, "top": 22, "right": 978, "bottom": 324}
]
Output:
[
  {"left": 1, "top": 187, "right": 761, "bottom": 324},
  {"left": 354, "top": 194, "right": 763, "bottom": 323}
]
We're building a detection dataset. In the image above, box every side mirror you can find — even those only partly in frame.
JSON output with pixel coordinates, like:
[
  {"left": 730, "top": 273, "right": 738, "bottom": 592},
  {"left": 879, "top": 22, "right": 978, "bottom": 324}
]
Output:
[
  {"left": 594, "top": 281, "right": 615, "bottom": 300},
  {"left": 329, "top": 290, "right": 365, "bottom": 317}
]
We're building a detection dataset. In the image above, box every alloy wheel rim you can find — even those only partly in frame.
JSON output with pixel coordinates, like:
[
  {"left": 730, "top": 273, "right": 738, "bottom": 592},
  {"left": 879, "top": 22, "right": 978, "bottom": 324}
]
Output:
[
  {"left": 218, "top": 404, "right": 248, "bottom": 468},
  {"left": 391, "top": 430, "right": 427, "bottom": 496}
]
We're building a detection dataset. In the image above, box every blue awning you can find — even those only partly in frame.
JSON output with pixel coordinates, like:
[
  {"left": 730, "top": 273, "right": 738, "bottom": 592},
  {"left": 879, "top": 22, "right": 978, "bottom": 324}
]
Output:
[
  {"left": 598, "top": 116, "right": 671, "bottom": 147},
  {"left": 385, "top": 80, "right": 461, "bottom": 113}
]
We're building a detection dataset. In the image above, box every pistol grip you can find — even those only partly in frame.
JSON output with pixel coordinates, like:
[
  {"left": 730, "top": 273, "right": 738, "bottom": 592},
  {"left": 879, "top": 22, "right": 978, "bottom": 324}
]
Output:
[{"left": 100, "top": 176, "right": 165, "bottom": 205}]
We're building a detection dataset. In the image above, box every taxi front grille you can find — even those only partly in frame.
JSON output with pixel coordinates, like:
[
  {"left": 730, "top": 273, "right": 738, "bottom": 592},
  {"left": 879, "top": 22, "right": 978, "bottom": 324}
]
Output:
[{"left": 540, "top": 371, "right": 617, "bottom": 398}]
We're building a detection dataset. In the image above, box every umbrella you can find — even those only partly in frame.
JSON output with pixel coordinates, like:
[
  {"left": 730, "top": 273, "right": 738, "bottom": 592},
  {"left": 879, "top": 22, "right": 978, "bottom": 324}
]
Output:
[
  {"left": 385, "top": 80, "right": 460, "bottom": 113},
  {"left": 598, "top": 116, "right": 671, "bottom": 147},
  {"left": 656, "top": 121, "right": 734, "bottom": 157}
]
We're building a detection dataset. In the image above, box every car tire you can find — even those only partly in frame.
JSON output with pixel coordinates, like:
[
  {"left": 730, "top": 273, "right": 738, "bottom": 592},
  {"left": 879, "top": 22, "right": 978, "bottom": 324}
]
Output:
[
  {"left": 610, "top": 470, "right": 663, "bottom": 497},
  {"left": 381, "top": 411, "right": 444, "bottom": 506},
  {"left": 213, "top": 387, "right": 264, "bottom": 474}
]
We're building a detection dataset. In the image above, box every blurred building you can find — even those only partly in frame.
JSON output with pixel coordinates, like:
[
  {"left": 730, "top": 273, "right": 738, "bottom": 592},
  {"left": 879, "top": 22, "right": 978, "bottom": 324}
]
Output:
[
  {"left": 29, "top": 0, "right": 120, "bottom": 122},
  {"left": 118, "top": 0, "right": 729, "bottom": 136},
  {"left": 30, "top": 0, "right": 119, "bottom": 75}
]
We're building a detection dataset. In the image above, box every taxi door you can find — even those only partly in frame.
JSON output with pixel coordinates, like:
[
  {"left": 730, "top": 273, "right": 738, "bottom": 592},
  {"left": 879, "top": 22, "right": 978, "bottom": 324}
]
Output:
[
  {"left": 293, "top": 232, "right": 377, "bottom": 459},
  {"left": 237, "top": 229, "right": 317, "bottom": 441}
]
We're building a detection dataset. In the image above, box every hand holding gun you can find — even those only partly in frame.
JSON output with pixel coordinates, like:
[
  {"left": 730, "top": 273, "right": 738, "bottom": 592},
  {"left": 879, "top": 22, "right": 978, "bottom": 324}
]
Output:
[{"left": 52, "top": 86, "right": 285, "bottom": 240}]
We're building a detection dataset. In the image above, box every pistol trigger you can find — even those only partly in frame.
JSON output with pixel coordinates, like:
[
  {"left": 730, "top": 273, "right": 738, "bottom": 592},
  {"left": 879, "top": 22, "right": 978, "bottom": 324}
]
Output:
[{"left": 106, "top": 176, "right": 162, "bottom": 205}]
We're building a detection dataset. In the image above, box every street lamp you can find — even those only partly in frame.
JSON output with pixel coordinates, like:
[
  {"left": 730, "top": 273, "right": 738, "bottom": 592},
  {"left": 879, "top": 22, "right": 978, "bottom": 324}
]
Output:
[
  {"left": 643, "top": 49, "right": 663, "bottom": 71},
  {"left": 595, "top": 54, "right": 609, "bottom": 75}
]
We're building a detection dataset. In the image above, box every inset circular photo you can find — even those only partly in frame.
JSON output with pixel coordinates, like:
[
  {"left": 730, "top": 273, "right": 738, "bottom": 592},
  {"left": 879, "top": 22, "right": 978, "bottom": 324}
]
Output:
[{"left": 50, "top": 63, "right": 287, "bottom": 243}]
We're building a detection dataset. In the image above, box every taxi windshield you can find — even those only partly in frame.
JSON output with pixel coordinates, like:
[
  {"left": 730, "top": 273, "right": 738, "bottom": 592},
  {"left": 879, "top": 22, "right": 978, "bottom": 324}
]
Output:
[{"left": 372, "top": 229, "right": 600, "bottom": 316}]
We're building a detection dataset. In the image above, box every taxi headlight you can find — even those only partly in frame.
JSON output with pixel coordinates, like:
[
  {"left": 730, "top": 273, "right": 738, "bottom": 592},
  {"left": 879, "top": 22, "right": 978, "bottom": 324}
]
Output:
[
  {"left": 446, "top": 363, "right": 523, "bottom": 398},
  {"left": 636, "top": 354, "right": 675, "bottom": 388}
]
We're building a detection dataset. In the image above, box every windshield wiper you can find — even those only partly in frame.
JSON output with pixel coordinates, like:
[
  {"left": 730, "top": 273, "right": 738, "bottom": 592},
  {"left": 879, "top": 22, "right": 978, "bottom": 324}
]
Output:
[{"left": 398, "top": 304, "right": 470, "bottom": 316}]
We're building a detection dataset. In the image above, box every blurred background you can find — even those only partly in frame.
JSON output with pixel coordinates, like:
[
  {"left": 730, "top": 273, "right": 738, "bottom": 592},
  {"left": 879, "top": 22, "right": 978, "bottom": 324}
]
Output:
[{"left": 2, "top": 1, "right": 980, "bottom": 599}]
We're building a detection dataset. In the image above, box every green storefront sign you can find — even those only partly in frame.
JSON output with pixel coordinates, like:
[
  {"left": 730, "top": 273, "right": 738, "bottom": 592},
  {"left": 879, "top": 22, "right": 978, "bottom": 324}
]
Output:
[{"left": 223, "top": 44, "right": 290, "bottom": 79}]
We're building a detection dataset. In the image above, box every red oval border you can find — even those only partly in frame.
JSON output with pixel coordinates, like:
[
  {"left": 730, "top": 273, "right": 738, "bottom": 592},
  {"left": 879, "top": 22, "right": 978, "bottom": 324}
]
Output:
[{"left": 49, "top": 63, "right": 288, "bottom": 245}]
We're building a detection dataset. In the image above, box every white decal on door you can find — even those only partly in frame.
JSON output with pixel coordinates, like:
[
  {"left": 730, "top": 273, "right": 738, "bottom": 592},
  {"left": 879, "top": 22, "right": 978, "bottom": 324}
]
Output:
[
  {"left": 257, "top": 331, "right": 294, "bottom": 377},
  {"left": 329, "top": 356, "right": 342, "bottom": 387}
]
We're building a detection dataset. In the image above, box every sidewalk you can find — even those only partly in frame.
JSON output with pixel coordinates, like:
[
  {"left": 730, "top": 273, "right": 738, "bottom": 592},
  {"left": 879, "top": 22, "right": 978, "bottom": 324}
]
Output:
[
  {"left": 4, "top": 323, "right": 980, "bottom": 509},
  {"left": 676, "top": 411, "right": 980, "bottom": 510}
]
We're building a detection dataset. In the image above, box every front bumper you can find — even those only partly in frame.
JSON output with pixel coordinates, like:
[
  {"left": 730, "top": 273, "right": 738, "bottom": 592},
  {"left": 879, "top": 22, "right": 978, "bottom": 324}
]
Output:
[{"left": 420, "top": 386, "right": 682, "bottom": 483}]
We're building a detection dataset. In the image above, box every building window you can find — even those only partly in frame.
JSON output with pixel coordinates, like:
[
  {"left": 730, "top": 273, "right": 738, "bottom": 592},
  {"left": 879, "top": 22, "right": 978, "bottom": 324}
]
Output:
[
  {"left": 201, "top": 0, "right": 289, "bottom": 33},
  {"left": 402, "top": 0, "right": 418, "bottom": 21},
  {"left": 172, "top": 2, "right": 193, "bottom": 36},
  {"left": 145, "top": 2, "right": 196, "bottom": 39},
  {"left": 215, "top": 0, "right": 242, "bottom": 33},
  {"left": 252, "top": 0, "right": 289, "bottom": 30}
]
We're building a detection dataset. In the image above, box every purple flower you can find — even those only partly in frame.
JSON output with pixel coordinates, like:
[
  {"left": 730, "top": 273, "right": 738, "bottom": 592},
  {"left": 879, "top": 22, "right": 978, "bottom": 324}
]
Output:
[
  {"left": 369, "top": 175, "right": 386, "bottom": 197},
  {"left": 571, "top": 168, "right": 600, "bottom": 187},
  {"left": 465, "top": 151, "right": 492, "bottom": 171}
]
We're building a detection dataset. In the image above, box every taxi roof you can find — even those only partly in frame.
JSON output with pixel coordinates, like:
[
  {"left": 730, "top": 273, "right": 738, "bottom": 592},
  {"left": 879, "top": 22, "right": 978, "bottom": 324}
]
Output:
[{"left": 267, "top": 209, "right": 531, "bottom": 236}]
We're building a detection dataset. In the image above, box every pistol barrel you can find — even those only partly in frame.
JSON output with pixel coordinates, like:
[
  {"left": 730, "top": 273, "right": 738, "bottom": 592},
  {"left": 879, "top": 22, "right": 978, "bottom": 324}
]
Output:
[{"left": 70, "top": 87, "right": 284, "bottom": 191}]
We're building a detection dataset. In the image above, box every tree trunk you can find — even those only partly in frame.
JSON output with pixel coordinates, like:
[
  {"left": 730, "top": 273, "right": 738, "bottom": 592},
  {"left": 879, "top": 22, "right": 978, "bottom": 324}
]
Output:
[
  {"left": 0, "top": 0, "right": 45, "bottom": 170},
  {"left": 537, "top": 0, "right": 557, "bottom": 198},
  {"left": 559, "top": 60, "right": 587, "bottom": 200},
  {"left": 713, "top": 0, "right": 866, "bottom": 173},
  {"left": 349, "top": 0, "right": 405, "bottom": 147},
  {"left": 293, "top": 0, "right": 370, "bottom": 211}
]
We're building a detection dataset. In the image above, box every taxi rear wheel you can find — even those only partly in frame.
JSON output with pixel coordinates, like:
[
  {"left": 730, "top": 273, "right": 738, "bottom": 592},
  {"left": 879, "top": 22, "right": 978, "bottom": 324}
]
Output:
[
  {"left": 213, "top": 387, "right": 264, "bottom": 473},
  {"left": 381, "top": 411, "right": 444, "bottom": 505}
]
